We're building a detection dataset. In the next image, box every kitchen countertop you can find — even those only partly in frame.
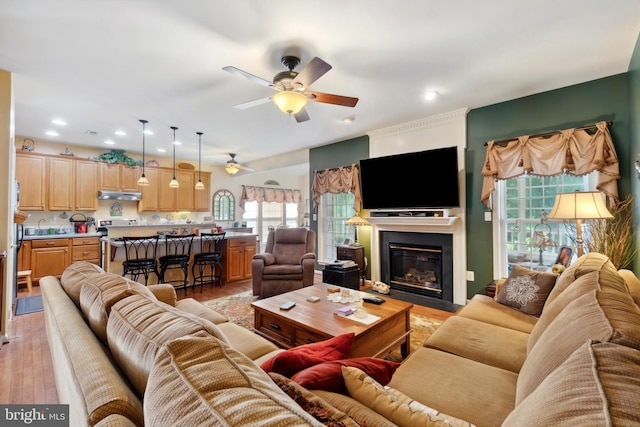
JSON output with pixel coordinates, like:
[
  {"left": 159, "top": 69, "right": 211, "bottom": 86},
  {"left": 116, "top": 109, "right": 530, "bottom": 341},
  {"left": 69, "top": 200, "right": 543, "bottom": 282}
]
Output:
[
  {"left": 103, "top": 222, "right": 217, "bottom": 229},
  {"left": 24, "top": 232, "right": 102, "bottom": 240},
  {"left": 107, "top": 231, "right": 257, "bottom": 246}
]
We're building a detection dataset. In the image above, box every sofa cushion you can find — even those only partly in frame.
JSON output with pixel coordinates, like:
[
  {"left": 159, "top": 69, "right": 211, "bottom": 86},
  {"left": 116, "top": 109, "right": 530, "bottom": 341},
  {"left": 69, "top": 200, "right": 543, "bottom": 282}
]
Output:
[
  {"left": 311, "top": 390, "right": 402, "bottom": 427},
  {"left": 269, "top": 372, "right": 359, "bottom": 426},
  {"left": 618, "top": 269, "right": 640, "bottom": 307},
  {"left": 60, "top": 261, "right": 105, "bottom": 306},
  {"left": 79, "top": 273, "right": 157, "bottom": 345},
  {"left": 517, "top": 286, "right": 640, "bottom": 403},
  {"left": 291, "top": 357, "right": 400, "bottom": 393},
  {"left": 175, "top": 297, "right": 229, "bottom": 324},
  {"left": 217, "top": 322, "right": 281, "bottom": 361},
  {"left": 387, "top": 348, "right": 517, "bottom": 427},
  {"left": 143, "top": 335, "right": 324, "bottom": 427},
  {"left": 456, "top": 294, "right": 538, "bottom": 333},
  {"left": 260, "top": 332, "right": 355, "bottom": 377},
  {"left": 343, "top": 366, "right": 474, "bottom": 427},
  {"left": 495, "top": 264, "right": 557, "bottom": 317},
  {"left": 107, "top": 293, "right": 230, "bottom": 397},
  {"left": 504, "top": 341, "right": 640, "bottom": 426},
  {"left": 424, "top": 315, "right": 529, "bottom": 373}
]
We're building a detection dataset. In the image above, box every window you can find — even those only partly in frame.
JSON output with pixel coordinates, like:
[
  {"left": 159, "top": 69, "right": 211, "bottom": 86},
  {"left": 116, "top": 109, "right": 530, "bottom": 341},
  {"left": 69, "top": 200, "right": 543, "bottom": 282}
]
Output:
[
  {"left": 318, "top": 192, "right": 356, "bottom": 263},
  {"left": 242, "top": 200, "right": 300, "bottom": 252},
  {"left": 213, "top": 189, "right": 234, "bottom": 221},
  {"left": 494, "top": 173, "right": 592, "bottom": 277}
]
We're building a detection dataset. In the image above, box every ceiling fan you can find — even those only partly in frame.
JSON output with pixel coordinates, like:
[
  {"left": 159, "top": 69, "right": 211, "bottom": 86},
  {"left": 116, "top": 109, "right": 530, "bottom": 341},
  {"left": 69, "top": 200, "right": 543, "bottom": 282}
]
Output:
[
  {"left": 225, "top": 153, "right": 255, "bottom": 175},
  {"left": 223, "top": 55, "right": 358, "bottom": 123}
]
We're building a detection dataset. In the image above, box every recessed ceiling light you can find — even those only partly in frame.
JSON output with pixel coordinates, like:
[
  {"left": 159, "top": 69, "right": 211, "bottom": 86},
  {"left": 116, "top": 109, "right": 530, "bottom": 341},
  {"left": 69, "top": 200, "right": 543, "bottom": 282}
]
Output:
[
  {"left": 144, "top": 130, "right": 153, "bottom": 135},
  {"left": 174, "top": 141, "right": 182, "bottom": 145},
  {"left": 114, "top": 130, "right": 126, "bottom": 136},
  {"left": 45, "top": 130, "right": 59, "bottom": 136},
  {"left": 424, "top": 90, "right": 439, "bottom": 101},
  {"left": 342, "top": 116, "right": 355, "bottom": 123},
  {"left": 104, "top": 140, "right": 115, "bottom": 145},
  {"left": 157, "top": 148, "right": 166, "bottom": 153},
  {"left": 51, "top": 119, "right": 67, "bottom": 126}
]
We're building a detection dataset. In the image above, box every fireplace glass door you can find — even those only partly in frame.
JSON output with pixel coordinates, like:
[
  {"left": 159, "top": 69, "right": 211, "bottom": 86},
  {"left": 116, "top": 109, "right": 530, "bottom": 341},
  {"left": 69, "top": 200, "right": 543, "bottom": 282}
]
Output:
[{"left": 389, "top": 244, "right": 443, "bottom": 299}]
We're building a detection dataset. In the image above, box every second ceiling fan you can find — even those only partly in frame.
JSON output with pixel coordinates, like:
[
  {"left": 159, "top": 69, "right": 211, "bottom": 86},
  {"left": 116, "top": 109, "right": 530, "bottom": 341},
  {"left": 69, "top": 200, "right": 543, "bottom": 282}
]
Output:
[{"left": 223, "top": 56, "right": 358, "bottom": 123}]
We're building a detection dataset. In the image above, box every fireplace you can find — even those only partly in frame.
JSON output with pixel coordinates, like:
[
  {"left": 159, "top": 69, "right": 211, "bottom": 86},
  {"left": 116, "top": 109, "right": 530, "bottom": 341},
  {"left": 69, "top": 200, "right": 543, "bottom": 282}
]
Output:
[{"left": 380, "top": 231, "right": 454, "bottom": 303}]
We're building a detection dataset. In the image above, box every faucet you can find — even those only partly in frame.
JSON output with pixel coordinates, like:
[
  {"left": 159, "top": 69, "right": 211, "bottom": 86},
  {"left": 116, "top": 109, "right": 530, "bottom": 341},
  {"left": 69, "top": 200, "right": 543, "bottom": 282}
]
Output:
[{"left": 38, "top": 218, "right": 45, "bottom": 229}]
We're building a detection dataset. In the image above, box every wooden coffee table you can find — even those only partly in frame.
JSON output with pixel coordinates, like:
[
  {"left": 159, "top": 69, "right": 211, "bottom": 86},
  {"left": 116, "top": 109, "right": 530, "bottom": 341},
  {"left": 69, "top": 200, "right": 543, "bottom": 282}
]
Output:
[{"left": 252, "top": 283, "right": 413, "bottom": 358}]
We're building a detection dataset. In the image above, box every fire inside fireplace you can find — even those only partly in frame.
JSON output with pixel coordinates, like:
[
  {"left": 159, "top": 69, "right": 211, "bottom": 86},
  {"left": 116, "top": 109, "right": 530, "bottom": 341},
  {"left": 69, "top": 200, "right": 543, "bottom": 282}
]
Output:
[{"left": 389, "top": 244, "right": 443, "bottom": 299}]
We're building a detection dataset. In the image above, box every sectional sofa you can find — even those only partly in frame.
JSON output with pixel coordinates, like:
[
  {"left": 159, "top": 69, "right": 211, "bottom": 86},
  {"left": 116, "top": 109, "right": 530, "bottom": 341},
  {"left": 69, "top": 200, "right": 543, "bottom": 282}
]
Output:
[{"left": 41, "top": 253, "right": 640, "bottom": 426}]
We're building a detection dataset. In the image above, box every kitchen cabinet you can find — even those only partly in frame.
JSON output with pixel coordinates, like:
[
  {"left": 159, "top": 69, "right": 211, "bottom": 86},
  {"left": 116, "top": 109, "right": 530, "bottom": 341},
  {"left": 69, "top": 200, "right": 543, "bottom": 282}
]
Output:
[
  {"left": 138, "top": 167, "right": 159, "bottom": 212},
  {"left": 18, "top": 240, "right": 31, "bottom": 271},
  {"left": 48, "top": 157, "right": 75, "bottom": 211},
  {"left": 195, "top": 171, "right": 211, "bottom": 212},
  {"left": 176, "top": 170, "right": 195, "bottom": 211},
  {"left": 16, "top": 153, "right": 47, "bottom": 210},
  {"left": 158, "top": 168, "right": 177, "bottom": 212},
  {"left": 99, "top": 163, "right": 140, "bottom": 192},
  {"left": 31, "top": 238, "right": 71, "bottom": 281},
  {"left": 75, "top": 159, "right": 98, "bottom": 211},
  {"left": 72, "top": 236, "right": 101, "bottom": 266},
  {"left": 223, "top": 236, "right": 257, "bottom": 283}
]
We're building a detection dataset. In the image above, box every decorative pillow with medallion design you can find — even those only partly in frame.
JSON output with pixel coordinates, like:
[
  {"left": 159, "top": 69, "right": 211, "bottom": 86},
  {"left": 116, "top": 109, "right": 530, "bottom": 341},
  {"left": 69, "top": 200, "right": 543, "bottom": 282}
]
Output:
[{"left": 495, "top": 265, "right": 558, "bottom": 317}]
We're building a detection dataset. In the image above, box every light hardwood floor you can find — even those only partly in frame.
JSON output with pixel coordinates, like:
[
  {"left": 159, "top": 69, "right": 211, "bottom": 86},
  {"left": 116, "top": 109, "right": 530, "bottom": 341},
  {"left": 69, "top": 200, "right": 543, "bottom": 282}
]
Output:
[{"left": 0, "top": 274, "right": 454, "bottom": 405}]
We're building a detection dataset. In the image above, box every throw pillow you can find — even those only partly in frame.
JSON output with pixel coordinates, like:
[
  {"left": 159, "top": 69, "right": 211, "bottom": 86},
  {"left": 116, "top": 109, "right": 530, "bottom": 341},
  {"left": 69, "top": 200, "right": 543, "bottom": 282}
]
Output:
[
  {"left": 269, "top": 372, "right": 360, "bottom": 426},
  {"left": 495, "top": 264, "right": 557, "bottom": 316},
  {"left": 342, "top": 366, "right": 474, "bottom": 427},
  {"left": 261, "top": 333, "right": 355, "bottom": 378},
  {"left": 291, "top": 357, "right": 400, "bottom": 394}
]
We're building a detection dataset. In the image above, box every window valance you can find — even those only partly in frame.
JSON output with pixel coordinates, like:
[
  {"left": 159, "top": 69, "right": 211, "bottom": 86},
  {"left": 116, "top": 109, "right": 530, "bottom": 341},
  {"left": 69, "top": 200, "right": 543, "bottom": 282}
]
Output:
[
  {"left": 239, "top": 185, "right": 302, "bottom": 210},
  {"left": 481, "top": 121, "right": 619, "bottom": 209},
  {"left": 312, "top": 164, "right": 361, "bottom": 213}
]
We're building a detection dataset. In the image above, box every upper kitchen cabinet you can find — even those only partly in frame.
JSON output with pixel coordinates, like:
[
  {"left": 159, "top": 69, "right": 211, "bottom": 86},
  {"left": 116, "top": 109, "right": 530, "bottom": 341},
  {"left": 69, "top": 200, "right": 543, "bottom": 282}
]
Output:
[
  {"left": 75, "top": 159, "right": 98, "bottom": 211},
  {"left": 195, "top": 172, "right": 211, "bottom": 212},
  {"left": 137, "top": 167, "right": 159, "bottom": 212},
  {"left": 16, "top": 153, "right": 46, "bottom": 210},
  {"left": 176, "top": 170, "right": 195, "bottom": 212},
  {"left": 158, "top": 168, "right": 177, "bottom": 212},
  {"left": 48, "top": 157, "right": 74, "bottom": 211},
  {"left": 99, "top": 163, "right": 140, "bottom": 192}
]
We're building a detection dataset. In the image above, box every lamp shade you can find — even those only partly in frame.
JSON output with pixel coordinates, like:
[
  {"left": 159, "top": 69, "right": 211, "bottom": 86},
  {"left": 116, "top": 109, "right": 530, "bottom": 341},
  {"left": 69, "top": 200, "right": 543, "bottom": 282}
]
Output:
[
  {"left": 225, "top": 164, "right": 240, "bottom": 175},
  {"left": 346, "top": 216, "right": 370, "bottom": 227},
  {"left": 272, "top": 91, "right": 308, "bottom": 115},
  {"left": 548, "top": 191, "right": 613, "bottom": 220}
]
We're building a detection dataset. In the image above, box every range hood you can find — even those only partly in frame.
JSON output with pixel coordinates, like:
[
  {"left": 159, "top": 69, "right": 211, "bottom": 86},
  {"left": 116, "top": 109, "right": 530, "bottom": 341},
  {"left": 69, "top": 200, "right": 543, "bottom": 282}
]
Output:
[{"left": 98, "top": 190, "right": 142, "bottom": 201}]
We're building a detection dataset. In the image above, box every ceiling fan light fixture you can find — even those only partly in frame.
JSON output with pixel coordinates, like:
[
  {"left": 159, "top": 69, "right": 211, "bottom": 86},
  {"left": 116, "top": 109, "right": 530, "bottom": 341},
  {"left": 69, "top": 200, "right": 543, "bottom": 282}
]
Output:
[
  {"left": 225, "top": 163, "right": 240, "bottom": 175},
  {"left": 272, "top": 91, "right": 308, "bottom": 115}
]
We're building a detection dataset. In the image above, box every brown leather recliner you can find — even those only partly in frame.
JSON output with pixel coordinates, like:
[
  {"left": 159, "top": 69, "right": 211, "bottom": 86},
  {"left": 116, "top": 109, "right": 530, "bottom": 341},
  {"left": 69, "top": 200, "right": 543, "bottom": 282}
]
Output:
[{"left": 252, "top": 227, "right": 316, "bottom": 298}]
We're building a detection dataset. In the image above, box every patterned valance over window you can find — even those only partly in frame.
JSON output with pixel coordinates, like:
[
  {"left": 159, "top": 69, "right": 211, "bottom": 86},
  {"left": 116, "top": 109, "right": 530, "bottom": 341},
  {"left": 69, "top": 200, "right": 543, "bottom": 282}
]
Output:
[
  {"left": 239, "top": 185, "right": 302, "bottom": 210},
  {"left": 481, "top": 121, "right": 619, "bottom": 209},
  {"left": 312, "top": 164, "right": 361, "bottom": 213}
]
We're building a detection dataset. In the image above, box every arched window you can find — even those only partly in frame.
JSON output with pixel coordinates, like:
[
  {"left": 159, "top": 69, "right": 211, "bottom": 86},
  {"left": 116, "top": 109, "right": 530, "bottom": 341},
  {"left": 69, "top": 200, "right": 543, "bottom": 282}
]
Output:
[{"left": 213, "top": 189, "right": 235, "bottom": 221}]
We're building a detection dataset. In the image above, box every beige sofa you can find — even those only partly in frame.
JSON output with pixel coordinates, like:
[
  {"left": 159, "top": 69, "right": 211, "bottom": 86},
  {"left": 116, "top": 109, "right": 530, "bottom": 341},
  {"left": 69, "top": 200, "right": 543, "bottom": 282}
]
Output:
[{"left": 42, "top": 254, "right": 640, "bottom": 426}]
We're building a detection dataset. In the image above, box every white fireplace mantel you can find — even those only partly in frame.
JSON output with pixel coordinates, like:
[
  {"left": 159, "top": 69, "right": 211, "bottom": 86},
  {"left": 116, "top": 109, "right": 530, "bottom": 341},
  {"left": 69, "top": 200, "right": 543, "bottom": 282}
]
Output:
[{"left": 366, "top": 216, "right": 458, "bottom": 234}]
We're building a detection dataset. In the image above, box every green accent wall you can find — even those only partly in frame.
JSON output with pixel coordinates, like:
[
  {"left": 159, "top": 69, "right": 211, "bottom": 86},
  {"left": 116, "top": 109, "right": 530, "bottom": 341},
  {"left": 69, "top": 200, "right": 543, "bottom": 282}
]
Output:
[
  {"left": 466, "top": 74, "right": 632, "bottom": 296},
  {"left": 628, "top": 33, "right": 640, "bottom": 272},
  {"left": 309, "top": 136, "right": 370, "bottom": 273}
]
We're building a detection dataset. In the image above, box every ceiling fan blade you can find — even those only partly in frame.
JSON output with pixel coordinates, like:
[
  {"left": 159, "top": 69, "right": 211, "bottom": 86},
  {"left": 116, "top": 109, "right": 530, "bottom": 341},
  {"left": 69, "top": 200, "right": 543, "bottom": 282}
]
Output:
[
  {"left": 307, "top": 91, "right": 359, "bottom": 107},
  {"left": 294, "top": 108, "right": 310, "bottom": 123},
  {"left": 291, "top": 57, "right": 332, "bottom": 90},
  {"left": 223, "top": 66, "right": 274, "bottom": 88},
  {"left": 237, "top": 164, "right": 256, "bottom": 172},
  {"left": 232, "top": 96, "right": 273, "bottom": 110}
]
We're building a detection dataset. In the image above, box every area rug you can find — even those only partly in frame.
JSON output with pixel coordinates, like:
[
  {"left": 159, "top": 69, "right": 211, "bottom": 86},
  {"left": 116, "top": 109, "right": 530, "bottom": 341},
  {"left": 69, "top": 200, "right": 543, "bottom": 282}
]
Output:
[
  {"left": 203, "top": 290, "right": 441, "bottom": 359},
  {"left": 15, "top": 295, "right": 44, "bottom": 316}
]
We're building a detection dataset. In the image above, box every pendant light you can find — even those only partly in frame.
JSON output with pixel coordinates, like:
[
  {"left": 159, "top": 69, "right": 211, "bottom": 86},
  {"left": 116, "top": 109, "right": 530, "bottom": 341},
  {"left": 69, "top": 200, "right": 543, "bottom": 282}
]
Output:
[
  {"left": 169, "top": 126, "right": 179, "bottom": 188},
  {"left": 195, "top": 131, "right": 205, "bottom": 190},
  {"left": 137, "top": 119, "right": 150, "bottom": 186}
]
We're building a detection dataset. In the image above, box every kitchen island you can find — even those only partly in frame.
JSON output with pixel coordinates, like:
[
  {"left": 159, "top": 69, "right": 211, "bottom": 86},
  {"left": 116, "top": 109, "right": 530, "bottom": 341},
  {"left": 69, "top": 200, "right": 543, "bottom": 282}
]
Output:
[{"left": 104, "top": 224, "right": 257, "bottom": 288}]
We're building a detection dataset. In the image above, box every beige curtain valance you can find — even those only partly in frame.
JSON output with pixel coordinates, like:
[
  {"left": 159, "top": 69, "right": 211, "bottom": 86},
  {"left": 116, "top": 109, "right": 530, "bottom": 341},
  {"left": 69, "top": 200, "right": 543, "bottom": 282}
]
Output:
[
  {"left": 481, "top": 121, "right": 619, "bottom": 209},
  {"left": 239, "top": 185, "right": 302, "bottom": 210},
  {"left": 312, "top": 164, "right": 361, "bottom": 213}
]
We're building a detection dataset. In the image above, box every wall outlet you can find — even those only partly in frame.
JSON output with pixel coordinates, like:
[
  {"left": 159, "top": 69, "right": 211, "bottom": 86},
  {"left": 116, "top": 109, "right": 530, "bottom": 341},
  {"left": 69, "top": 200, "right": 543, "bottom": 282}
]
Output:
[
  {"left": 484, "top": 211, "right": 492, "bottom": 221},
  {"left": 466, "top": 271, "right": 475, "bottom": 281}
]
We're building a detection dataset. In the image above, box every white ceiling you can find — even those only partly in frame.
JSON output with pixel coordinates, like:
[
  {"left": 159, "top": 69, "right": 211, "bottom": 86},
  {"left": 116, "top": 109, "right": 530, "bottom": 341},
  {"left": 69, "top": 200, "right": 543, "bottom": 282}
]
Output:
[{"left": 1, "top": 0, "right": 639, "bottom": 168}]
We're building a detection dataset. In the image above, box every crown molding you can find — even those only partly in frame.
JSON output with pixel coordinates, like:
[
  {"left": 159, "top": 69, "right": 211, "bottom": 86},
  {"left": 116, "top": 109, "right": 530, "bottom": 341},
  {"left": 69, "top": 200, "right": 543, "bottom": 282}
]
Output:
[{"left": 367, "top": 107, "right": 469, "bottom": 138}]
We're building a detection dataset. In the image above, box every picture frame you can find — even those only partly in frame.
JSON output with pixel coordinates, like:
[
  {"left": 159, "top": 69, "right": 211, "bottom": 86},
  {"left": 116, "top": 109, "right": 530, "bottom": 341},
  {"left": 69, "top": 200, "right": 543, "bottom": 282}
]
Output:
[{"left": 555, "top": 245, "right": 574, "bottom": 267}]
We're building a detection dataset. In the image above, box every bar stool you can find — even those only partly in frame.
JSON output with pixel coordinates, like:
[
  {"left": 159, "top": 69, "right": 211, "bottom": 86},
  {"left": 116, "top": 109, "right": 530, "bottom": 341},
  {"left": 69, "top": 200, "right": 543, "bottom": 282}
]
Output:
[
  {"left": 159, "top": 234, "right": 195, "bottom": 295},
  {"left": 192, "top": 232, "right": 225, "bottom": 291},
  {"left": 122, "top": 235, "right": 160, "bottom": 285}
]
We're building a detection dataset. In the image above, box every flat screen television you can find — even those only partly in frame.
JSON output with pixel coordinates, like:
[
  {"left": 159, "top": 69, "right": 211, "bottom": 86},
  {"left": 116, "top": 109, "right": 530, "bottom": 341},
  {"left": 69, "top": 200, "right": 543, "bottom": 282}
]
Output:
[{"left": 359, "top": 146, "right": 460, "bottom": 210}]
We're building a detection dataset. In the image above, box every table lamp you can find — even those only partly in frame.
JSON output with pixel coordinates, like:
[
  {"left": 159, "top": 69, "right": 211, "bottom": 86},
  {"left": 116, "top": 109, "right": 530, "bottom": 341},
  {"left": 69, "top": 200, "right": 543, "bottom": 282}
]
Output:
[
  {"left": 345, "top": 215, "right": 370, "bottom": 246},
  {"left": 548, "top": 191, "right": 613, "bottom": 257}
]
